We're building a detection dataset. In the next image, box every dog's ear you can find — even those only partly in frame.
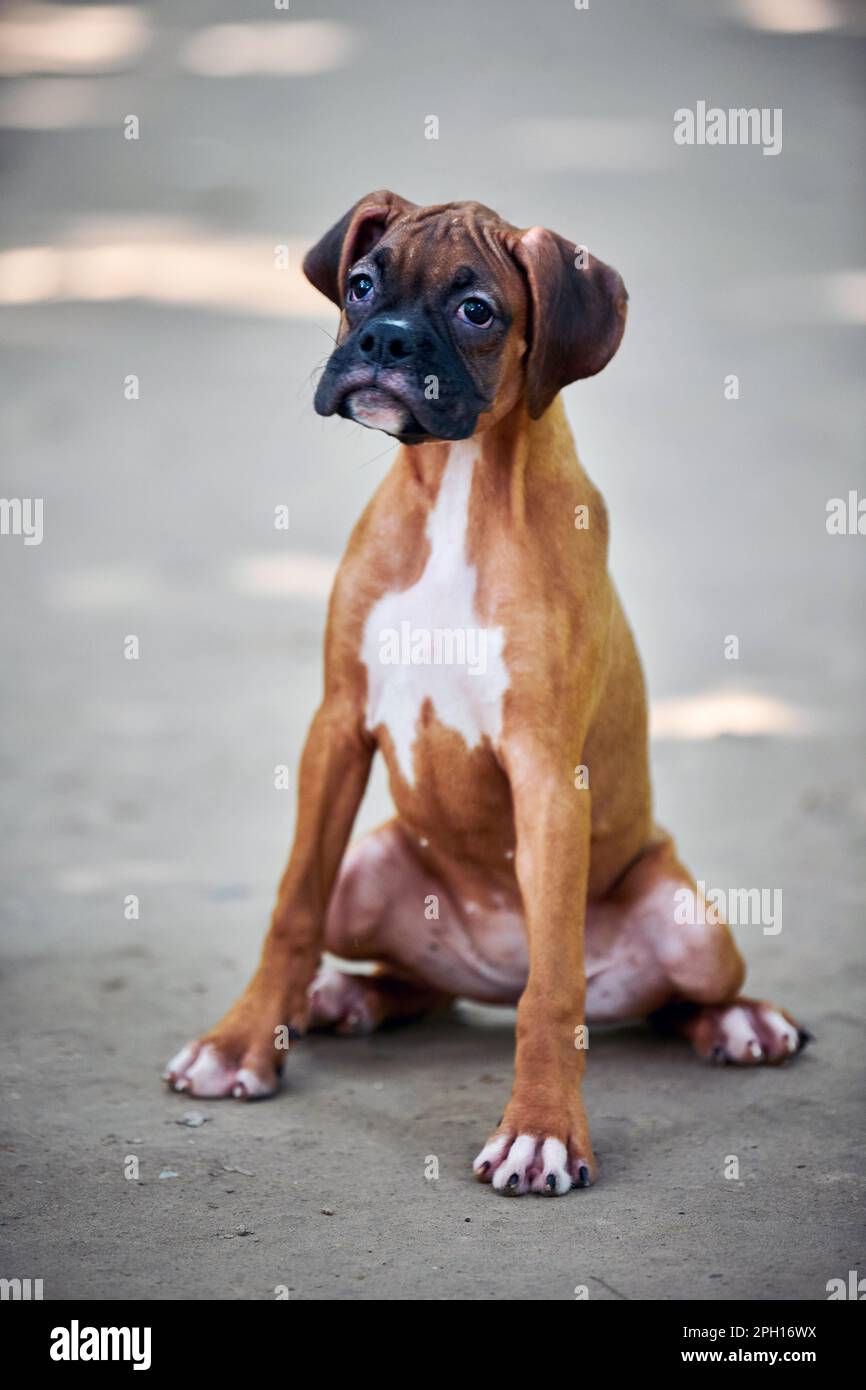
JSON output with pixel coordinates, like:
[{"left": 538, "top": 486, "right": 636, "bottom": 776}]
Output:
[
  {"left": 303, "top": 190, "right": 417, "bottom": 307},
  {"left": 511, "top": 226, "right": 628, "bottom": 419}
]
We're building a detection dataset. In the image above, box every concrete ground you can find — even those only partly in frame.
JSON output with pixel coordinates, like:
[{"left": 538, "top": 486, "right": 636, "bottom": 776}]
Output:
[{"left": 1, "top": 1, "right": 864, "bottom": 1300}]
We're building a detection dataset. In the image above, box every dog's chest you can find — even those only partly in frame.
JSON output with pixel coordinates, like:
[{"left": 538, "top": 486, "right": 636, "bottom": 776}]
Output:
[{"left": 361, "top": 443, "right": 509, "bottom": 785}]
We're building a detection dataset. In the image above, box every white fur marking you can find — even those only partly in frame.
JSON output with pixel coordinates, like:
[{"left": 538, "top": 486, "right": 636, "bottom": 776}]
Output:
[
  {"left": 533, "top": 1137, "right": 571, "bottom": 1195},
  {"left": 722, "top": 1005, "right": 760, "bottom": 1061},
  {"left": 164, "top": 1042, "right": 196, "bottom": 1078},
  {"left": 492, "top": 1133, "right": 536, "bottom": 1190},
  {"left": 473, "top": 1133, "right": 509, "bottom": 1172},
  {"left": 362, "top": 441, "right": 509, "bottom": 785},
  {"left": 762, "top": 1008, "right": 799, "bottom": 1054},
  {"left": 233, "top": 1067, "right": 274, "bottom": 1099},
  {"left": 184, "top": 1044, "right": 233, "bottom": 1096}
]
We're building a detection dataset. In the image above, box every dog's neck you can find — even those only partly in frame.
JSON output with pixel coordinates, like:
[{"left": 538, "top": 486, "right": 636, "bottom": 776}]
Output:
[{"left": 399, "top": 395, "right": 583, "bottom": 524}]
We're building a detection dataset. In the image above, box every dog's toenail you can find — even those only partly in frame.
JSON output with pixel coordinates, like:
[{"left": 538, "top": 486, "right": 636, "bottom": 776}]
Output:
[
  {"left": 798, "top": 1028, "right": 814, "bottom": 1045},
  {"left": 478, "top": 1161, "right": 490, "bottom": 1174},
  {"left": 577, "top": 1165, "right": 590, "bottom": 1187},
  {"left": 546, "top": 1173, "right": 556, "bottom": 1191},
  {"left": 507, "top": 1172, "right": 519, "bottom": 1188}
]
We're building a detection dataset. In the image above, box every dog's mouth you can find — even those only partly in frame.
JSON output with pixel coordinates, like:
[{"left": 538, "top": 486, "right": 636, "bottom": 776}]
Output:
[
  {"left": 340, "top": 385, "right": 428, "bottom": 439},
  {"left": 315, "top": 360, "right": 480, "bottom": 443},
  {"left": 327, "top": 371, "right": 431, "bottom": 440}
]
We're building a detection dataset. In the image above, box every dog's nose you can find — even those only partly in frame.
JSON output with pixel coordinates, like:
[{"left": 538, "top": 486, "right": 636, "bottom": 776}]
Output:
[{"left": 358, "top": 318, "right": 416, "bottom": 365}]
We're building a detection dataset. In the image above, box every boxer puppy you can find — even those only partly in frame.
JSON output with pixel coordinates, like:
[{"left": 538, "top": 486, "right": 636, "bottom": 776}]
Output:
[{"left": 165, "top": 192, "right": 811, "bottom": 1196}]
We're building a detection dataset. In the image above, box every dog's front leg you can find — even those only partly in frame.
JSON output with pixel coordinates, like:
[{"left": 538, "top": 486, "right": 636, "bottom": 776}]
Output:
[
  {"left": 165, "top": 697, "right": 373, "bottom": 1098},
  {"left": 474, "top": 738, "right": 594, "bottom": 1195}
]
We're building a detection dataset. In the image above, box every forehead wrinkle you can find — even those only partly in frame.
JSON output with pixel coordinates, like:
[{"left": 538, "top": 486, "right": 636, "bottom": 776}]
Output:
[
  {"left": 450, "top": 265, "right": 476, "bottom": 291},
  {"left": 396, "top": 221, "right": 448, "bottom": 291},
  {"left": 378, "top": 208, "right": 521, "bottom": 303}
]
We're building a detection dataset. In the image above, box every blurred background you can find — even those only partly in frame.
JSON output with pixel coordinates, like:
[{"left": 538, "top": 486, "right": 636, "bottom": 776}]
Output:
[{"left": 0, "top": 0, "right": 864, "bottom": 1301}]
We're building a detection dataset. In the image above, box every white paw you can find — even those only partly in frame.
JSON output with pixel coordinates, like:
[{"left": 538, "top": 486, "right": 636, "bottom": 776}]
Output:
[
  {"left": 162, "top": 1041, "right": 278, "bottom": 1099},
  {"left": 760, "top": 1008, "right": 802, "bottom": 1056},
  {"left": 720, "top": 1005, "right": 766, "bottom": 1063},
  {"left": 702, "top": 1001, "right": 811, "bottom": 1065},
  {"left": 307, "top": 969, "right": 378, "bottom": 1035},
  {"left": 473, "top": 1133, "right": 591, "bottom": 1197}
]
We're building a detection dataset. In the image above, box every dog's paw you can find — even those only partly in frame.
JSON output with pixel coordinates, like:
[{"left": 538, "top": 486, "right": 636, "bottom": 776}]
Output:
[
  {"left": 473, "top": 1131, "right": 595, "bottom": 1197},
  {"left": 307, "top": 969, "right": 380, "bottom": 1035},
  {"left": 162, "top": 1039, "right": 280, "bottom": 1100},
  {"left": 691, "top": 999, "right": 813, "bottom": 1065}
]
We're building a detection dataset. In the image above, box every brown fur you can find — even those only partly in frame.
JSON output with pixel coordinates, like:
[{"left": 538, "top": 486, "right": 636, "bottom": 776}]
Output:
[{"left": 165, "top": 195, "right": 809, "bottom": 1193}]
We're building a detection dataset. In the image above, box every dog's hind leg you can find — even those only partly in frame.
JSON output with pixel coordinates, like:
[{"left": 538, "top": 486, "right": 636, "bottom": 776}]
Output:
[
  {"left": 587, "top": 834, "right": 813, "bottom": 1065},
  {"left": 649, "top": 996, "right": 811, "bottom": 1064},
  {"left": 307, "top": 968, "right": 448, "bottom": 1035},
  {"left": 310, "top": 818, "right": 454, "bottom": 1033}
]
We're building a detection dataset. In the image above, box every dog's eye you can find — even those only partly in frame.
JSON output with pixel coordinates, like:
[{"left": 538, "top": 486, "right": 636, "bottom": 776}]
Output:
[
  {"left": 347, "top": 273, "right": 374, "bottom": 303},
  {"left": 457, "top": 297, "right": 493, "bottom": 328}
]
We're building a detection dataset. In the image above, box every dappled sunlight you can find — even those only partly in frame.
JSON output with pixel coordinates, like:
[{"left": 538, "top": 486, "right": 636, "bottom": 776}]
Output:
[
  {"left": 228, "top": 554, "right": 338, "bottom": 600},
  {"left": 731, "top": 0, "right": 848, "bottom": 33},
  {"left": 179, "top": 21, "right": 356, "bottom": 77},
  {"left": 0, "top": 76, "right": 111, "bottom": 129},
  {"left": 0, "top": 4, "right": 150, "bottom": 76},
  {"left": 650, "top": 689, "right": 813, "bottom": 739},
  {"left": 0, "top": 231, "right": 325, "bottom": 319}
]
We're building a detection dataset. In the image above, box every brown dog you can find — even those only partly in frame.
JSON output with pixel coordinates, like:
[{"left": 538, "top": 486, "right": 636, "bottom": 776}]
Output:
[{"left": 165, "top": 192, "right": 810, "bottom": 1195}]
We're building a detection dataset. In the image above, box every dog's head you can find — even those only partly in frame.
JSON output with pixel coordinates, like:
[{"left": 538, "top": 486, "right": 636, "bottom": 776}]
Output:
[{"left": 303, "top": 191, "right": 627, "bottom": 444}]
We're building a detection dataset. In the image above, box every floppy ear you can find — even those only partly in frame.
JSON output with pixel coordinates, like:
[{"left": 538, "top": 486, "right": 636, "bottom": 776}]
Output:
[
  {"left": 512, "top": 227, "right": 628, "bottom": 419},
  {"left": 302, "top": 189, "right": 417, "bottom": 307}
]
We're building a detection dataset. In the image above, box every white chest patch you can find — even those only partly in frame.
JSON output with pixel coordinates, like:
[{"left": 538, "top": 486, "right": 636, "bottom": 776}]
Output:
[{"left": 361, "top": 441, "right": 509, "bottom": 785}]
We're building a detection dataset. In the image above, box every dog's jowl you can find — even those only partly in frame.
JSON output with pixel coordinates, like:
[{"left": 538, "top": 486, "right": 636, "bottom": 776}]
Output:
[{"left": 165, "top": 193, "right": 811, "bottom": 1196}]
